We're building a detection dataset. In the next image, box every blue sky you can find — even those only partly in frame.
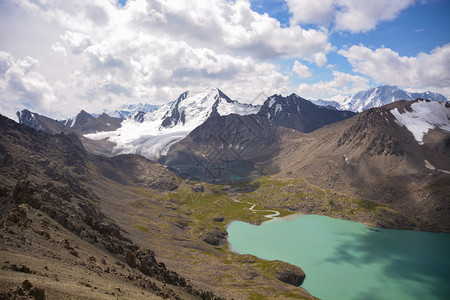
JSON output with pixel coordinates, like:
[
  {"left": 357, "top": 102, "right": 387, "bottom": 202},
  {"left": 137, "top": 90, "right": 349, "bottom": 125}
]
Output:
[
  {"left": 0, "top": 0, "right": 449, "bottom": 118},
  {"left": 253, "top": 0, "right": 450, "bottom": 90}
]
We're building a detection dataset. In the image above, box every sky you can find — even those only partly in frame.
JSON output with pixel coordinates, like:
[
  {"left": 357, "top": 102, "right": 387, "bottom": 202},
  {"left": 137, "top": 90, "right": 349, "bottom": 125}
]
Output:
[{"left": 0, "top": 0, "right": 449, "bottom": 119}]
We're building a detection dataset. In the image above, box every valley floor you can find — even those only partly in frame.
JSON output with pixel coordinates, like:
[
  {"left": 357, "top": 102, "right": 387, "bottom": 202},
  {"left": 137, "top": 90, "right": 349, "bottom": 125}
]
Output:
[{"left": 0, "top": 172, "right": 443, "bottom": 299}]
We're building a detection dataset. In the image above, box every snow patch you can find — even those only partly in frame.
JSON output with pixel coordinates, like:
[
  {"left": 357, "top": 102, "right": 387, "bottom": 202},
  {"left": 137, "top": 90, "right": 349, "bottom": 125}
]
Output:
[
  {"left": 274, "top": 104, "right": 282, "bottom": 115},
  {"left": 424, "top": 160, "right": 450, "bottom": 174},
  {"left": 268, "top": 97, "right": 276, "bottom": 108},
  {"left": 390, "top": 101, "right": 450, "bottom": 145},
  {"left": 424, "top": 160, "right": 436, "bottom": 170},
  {"left": 217, "top": 101, "right": 259, "bottom": 116}
]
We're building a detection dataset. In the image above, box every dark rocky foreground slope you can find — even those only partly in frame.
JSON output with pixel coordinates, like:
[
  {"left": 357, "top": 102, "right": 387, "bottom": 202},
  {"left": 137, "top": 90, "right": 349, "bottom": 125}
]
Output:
[{"left": 0, "top": 114, "right": 223, "bottom": 299}]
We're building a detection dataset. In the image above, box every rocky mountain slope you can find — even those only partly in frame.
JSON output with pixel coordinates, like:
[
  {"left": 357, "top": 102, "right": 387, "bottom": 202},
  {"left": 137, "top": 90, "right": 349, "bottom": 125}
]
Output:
[
  {"left": 259, "top": 94, "right": 355, "bottom": 132},
  {"left": 265, "top": 99, "right": 450, "bottom": 231},
  {"left": 313, "top": 85, "right": 447, "bottom": 112}
]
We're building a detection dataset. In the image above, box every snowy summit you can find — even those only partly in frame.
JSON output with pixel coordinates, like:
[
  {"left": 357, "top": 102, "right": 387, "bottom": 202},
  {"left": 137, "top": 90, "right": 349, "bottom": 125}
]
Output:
[
  {"left": 84, "top": 88, "right": 260, "bottom": 160},
  {"left": 313, "top": 85, "right": 447, "bottom": 112}
]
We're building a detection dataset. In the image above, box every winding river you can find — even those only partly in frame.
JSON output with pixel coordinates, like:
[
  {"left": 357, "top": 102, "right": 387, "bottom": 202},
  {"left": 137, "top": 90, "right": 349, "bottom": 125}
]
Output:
[
  {"left": 228, "top": 213, "right": 450, "bottom": 300},
  {"left": 242, "top": 201, "right": 280, "bottom": 219}
]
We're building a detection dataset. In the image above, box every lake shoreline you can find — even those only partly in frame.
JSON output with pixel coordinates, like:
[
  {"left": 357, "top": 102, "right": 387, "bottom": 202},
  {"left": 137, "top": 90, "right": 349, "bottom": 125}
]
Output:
[{"left": 227, "top": 214, "right": 450, "bottom": 300}]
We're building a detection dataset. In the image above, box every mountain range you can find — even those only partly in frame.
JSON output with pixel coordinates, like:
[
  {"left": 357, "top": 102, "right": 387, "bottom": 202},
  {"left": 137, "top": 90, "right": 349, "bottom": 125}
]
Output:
[
  {"left": 83, "top": 88, "right": 353, "bottom": 161},
  {"left": 3, "top": 84, "right": 450, "bottom": 298}
]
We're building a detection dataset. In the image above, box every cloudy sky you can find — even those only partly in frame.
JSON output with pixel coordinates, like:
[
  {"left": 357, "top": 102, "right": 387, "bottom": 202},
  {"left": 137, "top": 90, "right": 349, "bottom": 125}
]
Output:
[{"left": 0, "top": 0, "right": 449, "bottom": 119}]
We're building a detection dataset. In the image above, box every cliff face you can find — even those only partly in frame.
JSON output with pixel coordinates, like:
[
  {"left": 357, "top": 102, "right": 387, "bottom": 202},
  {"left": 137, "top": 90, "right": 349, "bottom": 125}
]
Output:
[{"left": 259, "top": 94, "right": 355, "bottom": 132}]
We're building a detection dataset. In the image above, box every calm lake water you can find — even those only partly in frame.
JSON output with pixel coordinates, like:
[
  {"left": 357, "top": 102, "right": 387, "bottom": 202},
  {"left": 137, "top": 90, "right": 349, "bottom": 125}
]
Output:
[{"left": 227, "top": 214, "right": 450, "bottom": 300}]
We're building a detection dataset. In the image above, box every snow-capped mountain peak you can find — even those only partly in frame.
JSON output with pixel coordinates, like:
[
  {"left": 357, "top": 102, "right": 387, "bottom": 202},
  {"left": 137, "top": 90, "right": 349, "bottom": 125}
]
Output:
[
  {"left": 84, "top": 88, "right": 260, "bottom": 160},
  {"left": 161, "top": 87, "right": 224, "bottom": 129},
  {"left": 312, "top": 85, "right": 447, "bottom": 112}
]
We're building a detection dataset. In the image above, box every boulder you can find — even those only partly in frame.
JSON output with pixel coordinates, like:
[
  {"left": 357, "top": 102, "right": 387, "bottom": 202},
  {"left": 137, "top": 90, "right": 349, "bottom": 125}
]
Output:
[
  {"left": 192, "top": 184, "right": 204, "bottom": 193},
  {"left": 269, "top": 260, "right": 305, "bottom": 286},
  {"left": 201, "top": 227, "right": 226, "bottom": 246}
]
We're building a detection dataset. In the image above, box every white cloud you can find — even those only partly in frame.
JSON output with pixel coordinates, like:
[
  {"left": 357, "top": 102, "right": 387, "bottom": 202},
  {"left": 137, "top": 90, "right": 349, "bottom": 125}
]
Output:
[
  {"left": 61, "top": 31, "right": 93, "bottom": 54},
  {"left": 339, "top": 44, "right": 450, "bottom": 96},
  {"left": 287, "top": 0, "right": 416, "bottom": 33},
  {"left": 0, "top": 51, "right": 58, "bottom": 118},
  {"left": 313, "top": 52, "right": 327, "bottom": 67},
  {"left": 292, "top": 61, "right": 312, "bottom": 78},
  {"left": 51, "top": 42, "right": 66, "bottom": 56},
  {"left": 297, "top": 71, "right": 369, "bottom": 100},
  {"left": 124, "top": 0, "right": 332, "bottom": 60},
  {"left": 0, "top": 0, "right": 331, "bottom": 118}
]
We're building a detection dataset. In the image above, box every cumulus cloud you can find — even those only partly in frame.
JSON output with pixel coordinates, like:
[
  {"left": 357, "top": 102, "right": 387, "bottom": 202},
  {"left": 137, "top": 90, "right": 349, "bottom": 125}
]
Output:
[
  {"left": 51, "top": 42, "right": 66, "bottom": 56},
  {"left": 0, "top": 0, "right": 333, "bottom": 117},
  {"left": 0, "top": 51, "right": 58, "bottom": 118},
  {"left": 287, "top": 0, "right": 415, "bottom": 33},
  {"left": 127, "top": 0, "right": 332, "bottom": 59},
  {"left": 339, "top": 44, "right": 450, "bottom": 95},
  {"left": 297, "top": 71, "right": 369, "bottom": 100},
  {"left": 61, "top": 31, "right": 93, "bottom": 54},
  {"left": 292, "top": 61, "right": 312, "bottom": 78}
]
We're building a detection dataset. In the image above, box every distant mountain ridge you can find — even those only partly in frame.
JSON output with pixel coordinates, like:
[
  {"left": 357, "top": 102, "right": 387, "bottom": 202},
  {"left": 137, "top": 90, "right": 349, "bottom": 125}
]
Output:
[
  {"left": 16, "top": 109, "right": 122, "bottom": 135},
  {"left": 312, "top": 85, "right": 447, "bottom": 112},
  {"left": 101, "top": 103, "right": 161, "bottom": 119}
]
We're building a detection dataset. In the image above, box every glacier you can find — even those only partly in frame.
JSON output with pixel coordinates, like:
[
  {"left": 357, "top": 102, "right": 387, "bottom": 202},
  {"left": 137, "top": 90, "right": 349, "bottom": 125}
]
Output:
[{"left": 84, "top": 88, "right": 260, "bottom": 160}]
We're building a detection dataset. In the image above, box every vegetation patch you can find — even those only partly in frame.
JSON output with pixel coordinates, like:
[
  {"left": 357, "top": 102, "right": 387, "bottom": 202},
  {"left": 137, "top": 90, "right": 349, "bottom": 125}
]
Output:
[
  {"left": 132, "top": 225, "right": 150, "bottom": 233},
  {"left": 355, "top": 199, "right": 384, "bottom": 211}
]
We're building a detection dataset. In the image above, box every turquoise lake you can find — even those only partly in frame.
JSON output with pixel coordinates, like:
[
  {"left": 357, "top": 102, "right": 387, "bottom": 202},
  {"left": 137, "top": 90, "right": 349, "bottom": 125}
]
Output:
[{"left": 227, "top": 214, "right": 450, "bottom": 300}]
